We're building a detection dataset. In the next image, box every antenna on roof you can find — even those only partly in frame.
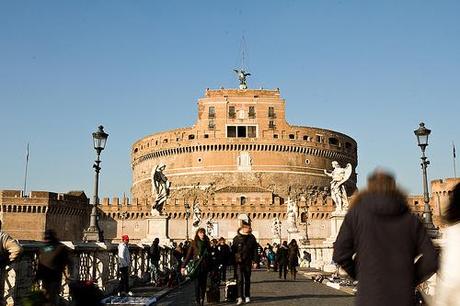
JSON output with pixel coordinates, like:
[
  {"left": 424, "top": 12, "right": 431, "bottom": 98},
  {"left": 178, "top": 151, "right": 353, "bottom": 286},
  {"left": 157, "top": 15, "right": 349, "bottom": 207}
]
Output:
[{"left": 234, "top": 35, "right": 251, "bottom": 89}]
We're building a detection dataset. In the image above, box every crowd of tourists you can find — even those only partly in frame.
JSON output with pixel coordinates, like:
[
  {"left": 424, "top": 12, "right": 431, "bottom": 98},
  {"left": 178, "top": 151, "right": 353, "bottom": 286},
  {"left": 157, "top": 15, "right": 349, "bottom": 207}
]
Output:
[{"left": 1, "top": 171, "right": 460, "bottom": 305}]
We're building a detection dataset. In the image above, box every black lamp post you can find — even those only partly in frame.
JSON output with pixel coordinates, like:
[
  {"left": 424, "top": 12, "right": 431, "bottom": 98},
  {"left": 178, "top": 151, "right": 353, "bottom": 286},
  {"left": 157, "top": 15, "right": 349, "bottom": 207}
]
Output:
[
  {"left": 414, "top": 122, "right": 437, "bottom": 237},
  {"left": 185, "top": 203, "right": 191, "bottom": 241},
  {"left": 84, "top": 125, "right": 108, "bottom": 242}
]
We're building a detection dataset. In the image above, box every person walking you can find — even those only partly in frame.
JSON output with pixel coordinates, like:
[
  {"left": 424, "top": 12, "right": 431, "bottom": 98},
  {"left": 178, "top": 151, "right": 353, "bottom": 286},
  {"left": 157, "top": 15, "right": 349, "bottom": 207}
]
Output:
[
  {"left": 333, "top": 170, "right": 438, "bottom": 306},
  {"left": 181, "top": 228, "right": 211, "bottom": 306},
  {"left": 232, "top": 221, "right": 258, "bottom": 305},
  {"left": 435, "top": 182, "right": 460, "bottom": 306},
  {"left": 217, "top": 237, "right": 231, "bottom": 282},
  {"left": 118, "top": 234, "right": 132, "bottom": 296},
  {"left": 0, "top": 221, "right": 22, "bottom": 306},
  {"left": 36, "top": 229, "right": 70, "bottom": 306},
  {"left": 288, "top": 239, "right": 300, "bottom": 280},
  {"left": 276, "top": 241, "right": 288, "bottom": 280},
  {"left": 149, "top": 238, "right": 161, "bottom": 285}
]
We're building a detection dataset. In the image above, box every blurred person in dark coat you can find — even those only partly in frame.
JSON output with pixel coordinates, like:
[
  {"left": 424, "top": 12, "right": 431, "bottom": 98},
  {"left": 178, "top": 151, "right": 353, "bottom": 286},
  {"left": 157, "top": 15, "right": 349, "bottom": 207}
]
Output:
[{"left": 333, "top": 170, "right": 438, "bottom": 306}]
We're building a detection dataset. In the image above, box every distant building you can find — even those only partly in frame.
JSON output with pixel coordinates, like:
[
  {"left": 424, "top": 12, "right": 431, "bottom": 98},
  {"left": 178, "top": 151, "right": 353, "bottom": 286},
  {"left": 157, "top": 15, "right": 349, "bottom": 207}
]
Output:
[{"left": 0, "top": 190, "right": 91, "bottom": 241}]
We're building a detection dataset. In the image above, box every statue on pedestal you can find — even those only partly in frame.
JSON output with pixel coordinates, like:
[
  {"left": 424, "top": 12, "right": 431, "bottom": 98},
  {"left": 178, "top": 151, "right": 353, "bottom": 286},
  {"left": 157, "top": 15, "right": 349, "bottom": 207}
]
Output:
[
  {"left": 286, "top": 197, "right": 299, "bottom": 232},
  {"left": 324, "top": 161, "right": 352, "bottom": 212},
  {"left": 151, "top": 164, "right": 171, "bottom": 215}
]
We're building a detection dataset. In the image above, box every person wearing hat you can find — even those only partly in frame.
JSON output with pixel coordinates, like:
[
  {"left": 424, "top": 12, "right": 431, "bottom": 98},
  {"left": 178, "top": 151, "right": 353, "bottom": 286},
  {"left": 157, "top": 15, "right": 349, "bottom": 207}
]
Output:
[
  {"left": 232, "top": 220, "right": 258, "bottom": 305},
  {"left": 118, "top": 234, "right": 132, "bottom": 296},
  {"left": 36, "top": 229, "right": 70, "bottom": 305}
]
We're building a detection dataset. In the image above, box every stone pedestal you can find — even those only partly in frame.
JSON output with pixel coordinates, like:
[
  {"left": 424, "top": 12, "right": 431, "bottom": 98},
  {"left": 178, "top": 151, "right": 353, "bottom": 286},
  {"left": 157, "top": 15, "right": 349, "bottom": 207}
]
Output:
[
  {"left": 325, "top": 210, "right": 347, "bottom": 244},
  {"left": 321, "top": 210, "right": 347, "bottom": 271},
  {"left": 142, "top": 214, "right": 171, "bottom": 245}
]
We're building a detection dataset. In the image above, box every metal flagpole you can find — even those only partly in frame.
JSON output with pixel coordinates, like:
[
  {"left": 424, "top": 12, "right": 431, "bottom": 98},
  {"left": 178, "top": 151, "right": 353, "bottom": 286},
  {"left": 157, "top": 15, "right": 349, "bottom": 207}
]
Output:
[
  {"left": 23, "top": 143, "right": 29, "bottom": 197},
  {"left": 453, "top": 141, "right": 457, "bottom": 178}
]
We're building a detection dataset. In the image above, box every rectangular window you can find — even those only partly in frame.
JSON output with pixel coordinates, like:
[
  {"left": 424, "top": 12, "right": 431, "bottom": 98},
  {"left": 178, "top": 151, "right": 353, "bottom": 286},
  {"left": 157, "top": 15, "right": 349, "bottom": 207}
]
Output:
[
  {"left": 248, "top": 126, "right": 257, "bottom": 138},
  {"left": 208, "top": 106, "right": 215, "bottom": 119},
  {"left": 268, "top": 107, "right": 276, "bottom": 118},
  {"left": 249, "top": 106, "right": 256, "bottom": 119},
  {"left": 316, "top": 135, "right": 323, "bottom": 143},
  {"left": 237, "top": 126, "right": 246, "bottom": 138},
  {"left": 228, "top": 106, "right": 236, "bottom": 119},
  {"left": 227, "top": 126, "right": 236, "bottom": 137},
  {"left": 269, "top": 120, "right": 276, "bottom": 129},
  {"left": 208, "top": 119, "right": 215, "bottom": 129}
]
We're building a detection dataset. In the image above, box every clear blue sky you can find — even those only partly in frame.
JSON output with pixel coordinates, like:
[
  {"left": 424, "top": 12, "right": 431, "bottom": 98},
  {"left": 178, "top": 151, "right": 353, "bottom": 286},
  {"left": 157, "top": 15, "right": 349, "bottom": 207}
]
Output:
[{"left": 1, "top": 1, "right": 459, "bottom": 198}]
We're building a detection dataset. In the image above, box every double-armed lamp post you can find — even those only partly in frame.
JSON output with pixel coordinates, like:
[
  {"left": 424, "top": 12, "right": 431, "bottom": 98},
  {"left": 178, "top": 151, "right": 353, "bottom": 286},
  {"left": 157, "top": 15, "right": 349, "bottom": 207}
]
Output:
[{"left": 84, "top": 125, "right": 109, "bottom": 242}]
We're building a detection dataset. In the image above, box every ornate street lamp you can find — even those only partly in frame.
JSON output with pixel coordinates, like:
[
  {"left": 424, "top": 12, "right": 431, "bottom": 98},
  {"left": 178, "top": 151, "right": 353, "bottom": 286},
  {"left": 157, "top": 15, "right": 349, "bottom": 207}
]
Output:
[
  {"left": 414, "top": 122, "right": 438, "bottom": 237},
  {"left": 185, "top": 203, "right": 191, "bottom": 241},
  {"left": 84, "top": 125, "right": 109, "bottom": 242}
]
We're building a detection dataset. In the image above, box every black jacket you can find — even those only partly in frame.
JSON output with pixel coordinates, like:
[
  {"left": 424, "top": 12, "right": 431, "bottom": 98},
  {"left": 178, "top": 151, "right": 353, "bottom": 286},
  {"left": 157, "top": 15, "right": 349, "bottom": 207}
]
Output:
[
  {"left": 276, "top": 245, "right": 288, "bottom": 265},
  {"left": 333, "top": 191, "right": 438, "bottom": 306},
  {"left": 232, "top": 229, "right": 258, "bottom": 265}
]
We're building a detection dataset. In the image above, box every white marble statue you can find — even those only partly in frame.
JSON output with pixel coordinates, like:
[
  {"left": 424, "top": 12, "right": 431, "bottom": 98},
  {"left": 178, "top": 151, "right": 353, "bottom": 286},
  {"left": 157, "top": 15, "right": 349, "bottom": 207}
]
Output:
[
  {"left": 324, "top": 161, "right": 352, "bottom": 212},
  {"left": 206, "top": 218, "right": 215, "bottom": 237},
  {"left": 272, "top": 217, "right": 282, "bottom": 239},
  {"left": 192, "top": 202, "right": 202, "bottom": 227},
  {"left": 151, "top": 164, "right": 171, "bottom": 215},
  {"left": 286, "top": 197, "right": 299, "bottom": 232}
]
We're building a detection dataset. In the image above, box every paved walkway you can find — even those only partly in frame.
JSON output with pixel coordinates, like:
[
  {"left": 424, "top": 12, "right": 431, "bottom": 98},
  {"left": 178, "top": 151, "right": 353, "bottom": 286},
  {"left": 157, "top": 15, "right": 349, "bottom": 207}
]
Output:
[{"left": 156, "top": 270, "right": 355, "bottom": 306}]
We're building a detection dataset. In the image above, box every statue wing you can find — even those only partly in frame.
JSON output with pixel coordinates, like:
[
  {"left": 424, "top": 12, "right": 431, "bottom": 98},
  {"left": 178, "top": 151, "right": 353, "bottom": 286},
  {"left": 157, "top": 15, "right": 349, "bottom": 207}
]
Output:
[
  {"left": 244, "top": 72, "right": 251, "bottom": 77},
  {"left": 337, "top": 164, "right": 353, "bottom": 185},
  {"left": 233, "top": 69, "right": 239, "bottom": 74}
]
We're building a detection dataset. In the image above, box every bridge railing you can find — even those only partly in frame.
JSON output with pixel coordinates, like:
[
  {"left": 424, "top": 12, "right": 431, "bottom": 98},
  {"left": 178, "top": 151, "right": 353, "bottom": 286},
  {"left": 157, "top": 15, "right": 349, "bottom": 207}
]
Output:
[{"left": 1, "top": 241, "right": 174, "bottom": 305}]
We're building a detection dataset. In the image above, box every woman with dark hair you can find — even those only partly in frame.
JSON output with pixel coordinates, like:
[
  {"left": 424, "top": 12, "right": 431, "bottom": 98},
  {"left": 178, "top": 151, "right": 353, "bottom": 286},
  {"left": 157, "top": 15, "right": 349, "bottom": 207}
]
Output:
[
  {"left": 288, "top": 239, "right": 300, "bottom": 280},
  {"left": 435, "top": 183, "right": 460, "bottom": 306},
  {"left": 181, "top": 228, "right": 210, "bottom": 306}
]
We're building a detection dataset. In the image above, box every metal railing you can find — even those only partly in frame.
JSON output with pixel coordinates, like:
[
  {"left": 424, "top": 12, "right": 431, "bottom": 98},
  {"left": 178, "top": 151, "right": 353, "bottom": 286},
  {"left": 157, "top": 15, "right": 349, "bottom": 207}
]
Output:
[{"left": 1, "top": 241, "right": 174, "bottom": 305}]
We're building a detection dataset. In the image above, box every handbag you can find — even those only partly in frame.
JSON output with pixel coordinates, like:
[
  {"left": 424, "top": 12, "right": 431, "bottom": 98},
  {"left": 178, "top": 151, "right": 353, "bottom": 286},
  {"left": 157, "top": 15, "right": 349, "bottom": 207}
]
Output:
[{"left": 186, "top": 248, "right": 208, "bottom": 279}]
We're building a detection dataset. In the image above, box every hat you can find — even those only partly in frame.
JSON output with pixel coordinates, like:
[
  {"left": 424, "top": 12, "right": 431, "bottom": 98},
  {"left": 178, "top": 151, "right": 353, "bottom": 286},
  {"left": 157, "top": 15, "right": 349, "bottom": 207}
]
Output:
[{"left": 122, "top": 235, "right": 129, "bottom": 241}]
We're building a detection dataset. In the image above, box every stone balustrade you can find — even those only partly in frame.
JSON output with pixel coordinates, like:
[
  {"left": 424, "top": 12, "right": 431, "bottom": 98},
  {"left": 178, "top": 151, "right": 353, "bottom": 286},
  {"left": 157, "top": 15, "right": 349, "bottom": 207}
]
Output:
[{"left": 1, "top": 241, "right": 174, "bottom": 305}]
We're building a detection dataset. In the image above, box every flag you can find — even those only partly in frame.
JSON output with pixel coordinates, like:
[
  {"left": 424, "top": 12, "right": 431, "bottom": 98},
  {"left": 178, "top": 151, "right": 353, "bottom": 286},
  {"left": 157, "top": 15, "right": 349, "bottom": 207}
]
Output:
[
  {"left": 454, "top": 142, "right": 456, "bottom": 159},
  {"left": 26, "top": 143, "right": 30, "bottom": 162}
]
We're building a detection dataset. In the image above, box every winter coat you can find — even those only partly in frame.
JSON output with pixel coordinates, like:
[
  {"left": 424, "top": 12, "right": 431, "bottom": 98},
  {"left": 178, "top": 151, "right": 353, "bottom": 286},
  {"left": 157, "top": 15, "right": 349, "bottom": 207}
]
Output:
[
  {"left": 276, "top": 245, "right": 289, "bottom": 265},
  {"left": 288, "top": 244, "right": 300, "bottom": 268},
  {"left": 181, "top": 238, "right": 211, "bottom": 271},
  {"left": 217, "top": 243, "right": 231, "bottom": 266},
  {"left": 333, "top": 190, "right": 438, "bottom": 306},
  {"left": 435, "top": 222, "right": 460, "bottom": 306},
  {"left": 150, "top": 242, "right": 161, "bottom": 265},
  {"left": 37, "top": 242, "right": 70, "bottom": 282},
  {"left": 232, "top": 228, "right": 258, "bottom": 266}
]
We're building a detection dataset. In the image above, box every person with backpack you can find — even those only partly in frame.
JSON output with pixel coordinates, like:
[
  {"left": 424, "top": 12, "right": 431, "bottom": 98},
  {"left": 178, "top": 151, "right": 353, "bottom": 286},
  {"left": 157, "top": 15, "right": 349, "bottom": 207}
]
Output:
[{"left": 232, "top": 220, "right": 258, "bottom": 305}]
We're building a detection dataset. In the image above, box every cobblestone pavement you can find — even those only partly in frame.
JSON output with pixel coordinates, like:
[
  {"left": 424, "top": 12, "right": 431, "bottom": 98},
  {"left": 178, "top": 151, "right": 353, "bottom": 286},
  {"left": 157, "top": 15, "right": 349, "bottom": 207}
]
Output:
[{"left": 157, "top": 270, "right": 355, "bottom": 306}]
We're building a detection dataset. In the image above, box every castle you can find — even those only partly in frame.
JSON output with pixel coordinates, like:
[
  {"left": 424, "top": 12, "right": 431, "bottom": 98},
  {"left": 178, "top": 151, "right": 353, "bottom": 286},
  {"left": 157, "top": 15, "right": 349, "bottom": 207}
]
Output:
[{"left": 0, "top": 84, "right": 456, "bottom": 243}]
